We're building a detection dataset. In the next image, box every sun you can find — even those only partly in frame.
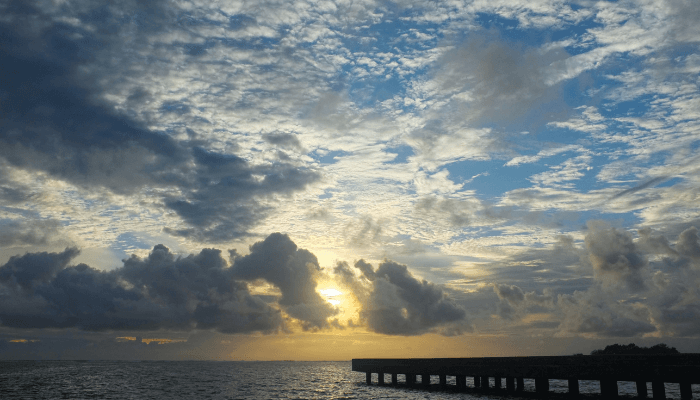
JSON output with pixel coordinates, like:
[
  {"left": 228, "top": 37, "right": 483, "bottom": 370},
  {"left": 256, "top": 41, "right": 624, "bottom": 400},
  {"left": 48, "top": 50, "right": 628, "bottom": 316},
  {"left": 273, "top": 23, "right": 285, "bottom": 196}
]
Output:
[{"left": 319, "top": 288, "right": 343, "bottom": 305}]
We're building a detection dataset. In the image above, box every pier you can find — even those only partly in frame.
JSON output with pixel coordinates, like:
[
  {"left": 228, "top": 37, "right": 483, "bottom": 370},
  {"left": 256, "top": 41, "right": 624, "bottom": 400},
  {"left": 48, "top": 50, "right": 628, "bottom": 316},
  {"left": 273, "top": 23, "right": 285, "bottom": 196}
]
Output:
[{"left": 352, "top": 355, "right": 700, "bottom": 399}]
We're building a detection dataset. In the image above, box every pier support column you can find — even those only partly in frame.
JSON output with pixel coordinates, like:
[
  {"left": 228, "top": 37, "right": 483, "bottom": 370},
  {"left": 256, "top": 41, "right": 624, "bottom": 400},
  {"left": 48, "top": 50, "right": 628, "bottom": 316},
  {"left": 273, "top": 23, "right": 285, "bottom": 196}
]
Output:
[
  {"left": 366, "top": 372, "right": 372, "bottom": 385},
  {"left": 506, "top": 377, "right": 515, "bottom": 392},
  {"left": 480, "top": 376, "right": 489, "bottom": 389},
  {"left": 568, "top": 379, "right": 579, "bottom": 397},
  {"left": 536, "top": 378, "right": 550, "bottom": 396},
  {"left": 652, "top": 381, "right": 665, "bottom": 400},
  {"left": 600, "top": 379, "right": 618, "bottom": 398},
  {"left": 517, "top": 377, "right": 525, "bottom": 392},
  {"left": 411, "top": 374, "right": 419, "bottom": 385},
  {"left": 378, "top": 372, "right": 384, "bottom": 385},
  {"left": 439, "top": 374, "right": 446, "bottom": 388},
  {"left": 392, "top": 373, "right": 397, "bottom": 386},
  {"left": 473, "top": 376, "right": 480, "bottom": 388},
  {"left": 456, "top": 375, "right": 466, "bottom": 390},
  {"left": 636, "top": 381, "right": 648, "bottom": 398},
  {"left": 422, "top": 374, "right": 430, "bottom": 387},
  {"left": 680, "top": 382, "right": 692, "bottom": 400},
  {"left": 495, "top": 376, "right": 502, "bottom": 389}
]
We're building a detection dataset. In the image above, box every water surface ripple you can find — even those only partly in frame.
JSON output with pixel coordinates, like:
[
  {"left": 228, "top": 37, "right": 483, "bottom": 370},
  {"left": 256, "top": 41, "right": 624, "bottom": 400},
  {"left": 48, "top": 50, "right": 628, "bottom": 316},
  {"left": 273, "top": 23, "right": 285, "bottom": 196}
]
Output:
[{"left": 1, "top": 361, "right": 698, "bottom": 399}]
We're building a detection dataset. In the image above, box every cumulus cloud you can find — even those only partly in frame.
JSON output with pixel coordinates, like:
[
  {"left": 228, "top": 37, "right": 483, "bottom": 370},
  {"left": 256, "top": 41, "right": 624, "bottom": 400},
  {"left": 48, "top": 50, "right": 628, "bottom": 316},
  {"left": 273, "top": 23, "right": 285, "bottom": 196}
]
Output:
[
  {"left": 492, "top": 283, "right": 554, "bottom": 320},
  {"left": 676, "top": 227, "right": 700, "bottom": 260},
  {"left": 0, "top": 245, "right": 282, "bottom": 332},
  {"left": 0, "top": 233, "right": 343, "bottom": 333},
  {"left": 585, "top": 221, "right": 648, "bottom": 292},
  {"left": 231, "top": 233, "right": 336, "bottom": 330},
  {"left": 557, "top": 288, "right": 657, "bottom": 337},
  {"left": 554, "top": 224, "right": 700, "bottom": 338},
  {"left": 466, "top": 223, "right": 700, "bottom": 339},
  {"left": 336, "top": 259, "right": 468, "bottom": 335},
  {"left": 0, "top": 232, "right": 475, "bottom": 336},
  {"left": 0, "top": 248, "right": 80, "bottom": 291}
]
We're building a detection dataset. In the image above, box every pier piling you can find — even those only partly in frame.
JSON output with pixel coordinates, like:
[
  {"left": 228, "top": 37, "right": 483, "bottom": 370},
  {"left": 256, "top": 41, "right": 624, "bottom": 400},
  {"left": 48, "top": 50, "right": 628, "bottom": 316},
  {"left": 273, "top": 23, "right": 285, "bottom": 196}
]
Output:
[
  {"left": 568, "top": 378, "right": 579, "bottom": 397},
  {"left": 456, "top": 375, "right": 465, "bottom": 390},
  {"left": 482, "top": 376, "right": 490, "bottom": 389},
  {"left": 507, "top": 376, "right": 516, "bottom": 392},
  {"left": 637, "top": 381, "right": 648, "bottom": 398},
  {"left": 353, "top": 355, "right": 700, "bottom": 398},
  {"left": 600, "top": 379, "right": 618, "bottom": 398},
  {"left": 536, "top": 377, "right": 550, "bottom": 396},
  {"left": 681, "top": 382, "right": 692, "bottom": 400},
  {"left": 652, "top": 380, "right": 665, "bottom": 399}
]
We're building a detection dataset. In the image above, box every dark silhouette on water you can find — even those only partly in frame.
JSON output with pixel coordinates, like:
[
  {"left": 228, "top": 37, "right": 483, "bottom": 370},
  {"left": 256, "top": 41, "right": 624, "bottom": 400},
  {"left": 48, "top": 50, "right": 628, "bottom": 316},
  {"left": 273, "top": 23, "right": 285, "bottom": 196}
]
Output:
[{"left": 353, "top": 355, "right": 700, "bottom": 399}]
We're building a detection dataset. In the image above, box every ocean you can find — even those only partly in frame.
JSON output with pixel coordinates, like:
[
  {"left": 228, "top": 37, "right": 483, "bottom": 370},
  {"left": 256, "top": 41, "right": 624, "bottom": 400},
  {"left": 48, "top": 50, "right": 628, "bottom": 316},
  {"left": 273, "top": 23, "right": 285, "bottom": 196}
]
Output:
[{"left": 0, "top": 361, "right": 697, "bottom": 399}]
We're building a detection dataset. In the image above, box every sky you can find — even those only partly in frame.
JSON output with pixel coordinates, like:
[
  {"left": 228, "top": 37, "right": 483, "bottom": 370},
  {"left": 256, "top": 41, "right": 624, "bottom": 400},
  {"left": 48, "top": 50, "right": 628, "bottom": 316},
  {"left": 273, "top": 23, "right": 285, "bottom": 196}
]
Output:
[{"left": 1, "top": 0, "right": 700, "bottom": 361}]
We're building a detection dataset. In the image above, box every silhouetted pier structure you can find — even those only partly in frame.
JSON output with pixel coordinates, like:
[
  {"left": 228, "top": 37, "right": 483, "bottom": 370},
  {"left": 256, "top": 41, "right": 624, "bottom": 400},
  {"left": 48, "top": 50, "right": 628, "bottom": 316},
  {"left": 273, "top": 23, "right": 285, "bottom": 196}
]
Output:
[{"left": 353, "top": 355, "right": 700, "bottom": 399}]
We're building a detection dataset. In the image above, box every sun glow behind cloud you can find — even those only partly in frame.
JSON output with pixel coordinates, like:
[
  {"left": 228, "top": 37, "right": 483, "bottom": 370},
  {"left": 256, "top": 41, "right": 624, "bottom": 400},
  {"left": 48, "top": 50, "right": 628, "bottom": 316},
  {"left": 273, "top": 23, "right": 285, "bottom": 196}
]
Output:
[{"left": 319, "top": 288, "right": 343, "bottom": 306}]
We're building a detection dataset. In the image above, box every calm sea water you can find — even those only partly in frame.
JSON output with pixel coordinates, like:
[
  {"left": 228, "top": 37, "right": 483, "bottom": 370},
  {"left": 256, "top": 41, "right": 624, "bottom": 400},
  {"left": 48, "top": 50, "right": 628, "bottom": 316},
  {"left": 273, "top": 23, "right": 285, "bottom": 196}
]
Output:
[{"left": 0, "top": 361, "right": 697, "bottom": 399}]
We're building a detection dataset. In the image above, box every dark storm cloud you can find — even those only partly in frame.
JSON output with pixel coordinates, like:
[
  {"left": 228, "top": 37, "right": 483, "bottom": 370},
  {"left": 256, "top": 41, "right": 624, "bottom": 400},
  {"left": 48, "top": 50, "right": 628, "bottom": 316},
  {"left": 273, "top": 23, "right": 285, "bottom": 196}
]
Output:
[
  {"left": 338, "top": 259, "right": 468, "bottom": 336},
  {"left": 231, "top": 233, "right": 336, "bottom": 330},
  {"left": 0, "top": 248, "right": 79, "bottom": 290},
  {"left": 0, "top": 244, "right": 282, "bottom": 333},
  {"left": 0, "top": 2, "right": 320, "bottom": 241},
  {"left": 353, "top": 259, "right": 376, "bottom": 281},
  {"left": 163, "top": 147, "right": 319, "bottom": 241},
  {"left": 367, "top": 260, "right": 467, "bottom": 335},
  {"left": 0, "top": 1, "right": 187, "bottom": 193},
  {"left": 0, "top": 231, "right": 471, "bottom": 336}
]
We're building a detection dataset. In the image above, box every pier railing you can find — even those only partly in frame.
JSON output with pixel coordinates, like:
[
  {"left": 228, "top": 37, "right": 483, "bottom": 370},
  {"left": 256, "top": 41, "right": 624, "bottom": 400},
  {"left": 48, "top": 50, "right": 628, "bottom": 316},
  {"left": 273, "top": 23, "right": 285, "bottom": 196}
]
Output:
[{"left": 352, "top": 355, "right": 700, "bottom": 399}]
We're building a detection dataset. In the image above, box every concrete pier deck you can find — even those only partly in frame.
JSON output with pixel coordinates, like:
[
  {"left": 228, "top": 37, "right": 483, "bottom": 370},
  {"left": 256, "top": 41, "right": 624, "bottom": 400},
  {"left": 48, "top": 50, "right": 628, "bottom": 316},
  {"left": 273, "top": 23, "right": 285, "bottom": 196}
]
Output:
[{"left": 352, "top": 355, "right": 700, "bottom": 399}]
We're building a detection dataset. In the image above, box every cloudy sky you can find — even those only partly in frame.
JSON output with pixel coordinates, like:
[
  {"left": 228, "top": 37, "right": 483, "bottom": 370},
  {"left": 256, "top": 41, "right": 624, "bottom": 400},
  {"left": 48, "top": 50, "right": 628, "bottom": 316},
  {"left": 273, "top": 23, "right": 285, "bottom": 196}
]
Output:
[{"left": 1, "top": 0, "right": 700, "bottom": 360}]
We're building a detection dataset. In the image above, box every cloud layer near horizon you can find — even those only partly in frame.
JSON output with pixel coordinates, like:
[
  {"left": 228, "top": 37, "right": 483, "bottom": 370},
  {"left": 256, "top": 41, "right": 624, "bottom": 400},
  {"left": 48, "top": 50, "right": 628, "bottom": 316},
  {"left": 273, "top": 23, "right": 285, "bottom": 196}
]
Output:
[
  {"left": 2, "top": 224, "right": 700, "bottom": 341},
  {"left": 0, "top": 233, "right": 469, "bottom": 335}
]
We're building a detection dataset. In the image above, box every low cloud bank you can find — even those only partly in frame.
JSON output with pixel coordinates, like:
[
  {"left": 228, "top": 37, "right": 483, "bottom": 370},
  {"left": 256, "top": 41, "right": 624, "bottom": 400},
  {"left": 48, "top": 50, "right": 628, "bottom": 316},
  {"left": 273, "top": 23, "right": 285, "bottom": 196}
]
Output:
[
  {"left": 0, "top": 233, "right": 467, "bottom": 335},
  {"left": 335, "top": 259, "right": 469, "bottom": 336},
  {"left": 490, "top": 222, "right": 700, "bottom": 338}
]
